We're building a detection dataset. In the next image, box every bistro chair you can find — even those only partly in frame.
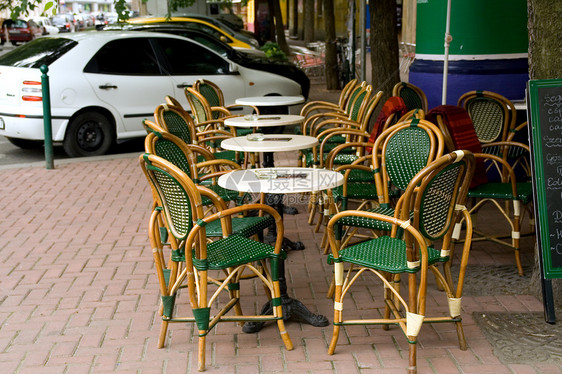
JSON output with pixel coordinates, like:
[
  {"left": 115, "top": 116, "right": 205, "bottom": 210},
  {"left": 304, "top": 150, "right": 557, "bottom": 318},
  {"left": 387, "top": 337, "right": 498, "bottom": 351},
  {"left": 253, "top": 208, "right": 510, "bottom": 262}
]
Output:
[
  {"left": 328, "top": 118, "right": 445, "bottom": 246},
  {"left": 430, "top": 105, "right": 533, "bottom": 275},
  {"left": 299, "top": 78, "right": 359, "bottom": 119},
  {"left": 321, "top": 118, "right": 445, "bottom": 297},
  {"left": 140, "top": 154, "right": 293, "bottom": 371},
  {"left": 299, "top": 84, "right": 374, "bottom": 169},
  {"left": 153, "top": 102, "right": 198, "bottom": 145},
  {"left": 326, "top": 151, "right": 475, "bottom": 374},
  {"left": 457, "top": 90, "right": 529, "bottom": 179},
  {"left": 193, "top": 79, "right": 259, "bottom": 137},
  {"left": 300, "top": 83, "right": 372, "bottom": 139},
  {"left": 305, "top": 92, "right": 383, "bottom": 229},
  {"left": 469, "top": 147, "right": 533, "bottom": 276},
  {"left": 392, "top": 81, "right": 428, "bottom": 112},
  {"left": 143, "top": 128, "right": 274, "bottom": 236},
  {"left": 457, "top": 90, "right": 517, "bottom": 147},
  {"left": 193, "top": 78, "right": 260, "bottom": 118},
  {"left": 157, "top": 97, "right": 242, "bottom": 165}
]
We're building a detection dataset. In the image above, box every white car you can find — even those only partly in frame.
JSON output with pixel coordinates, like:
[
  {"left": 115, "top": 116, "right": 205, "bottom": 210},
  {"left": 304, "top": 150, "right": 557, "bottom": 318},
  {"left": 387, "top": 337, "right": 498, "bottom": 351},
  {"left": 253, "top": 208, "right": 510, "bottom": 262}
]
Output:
[
  {"left": 0, "top": 31, "right": 303, "bottom": 157},
  {"left": 30, "top": 16, "right": 59, "bottom": 35}
]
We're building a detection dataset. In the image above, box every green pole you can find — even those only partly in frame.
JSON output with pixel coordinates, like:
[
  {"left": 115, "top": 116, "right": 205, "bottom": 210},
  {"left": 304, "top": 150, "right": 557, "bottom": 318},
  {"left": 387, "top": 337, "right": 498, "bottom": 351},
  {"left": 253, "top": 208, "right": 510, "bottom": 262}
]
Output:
[{"left": 40, "top": 64, "right": 54, "bottom": 170}]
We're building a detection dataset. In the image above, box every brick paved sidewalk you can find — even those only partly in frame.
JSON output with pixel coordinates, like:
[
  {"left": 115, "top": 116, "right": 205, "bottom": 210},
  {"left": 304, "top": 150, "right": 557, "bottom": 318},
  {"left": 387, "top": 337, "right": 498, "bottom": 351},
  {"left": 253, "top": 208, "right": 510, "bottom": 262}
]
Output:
[
  {"left": 0, "top": 149, "right": 559, "bottom": 373},
  {"left": 0, "top": 81, "right": 560, "bottom": 373}
]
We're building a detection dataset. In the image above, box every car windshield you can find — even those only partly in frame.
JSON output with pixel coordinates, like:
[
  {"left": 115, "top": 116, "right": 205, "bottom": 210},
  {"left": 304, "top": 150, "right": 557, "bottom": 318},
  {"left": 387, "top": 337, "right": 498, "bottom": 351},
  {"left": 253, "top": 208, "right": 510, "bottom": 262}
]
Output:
[
  {"left": 0, "top": 37, "right": 77, "bottom": 68},
  {"left": 3, "top": 19, "right": 28, "bottom": 28}
]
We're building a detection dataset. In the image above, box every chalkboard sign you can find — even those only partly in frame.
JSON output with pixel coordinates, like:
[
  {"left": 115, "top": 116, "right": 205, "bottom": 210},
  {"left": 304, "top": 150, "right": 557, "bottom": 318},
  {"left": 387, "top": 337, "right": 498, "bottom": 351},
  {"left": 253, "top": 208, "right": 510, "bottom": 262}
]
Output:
[{"left": 528, "top": 78, "right": 562, "bottom": 279}]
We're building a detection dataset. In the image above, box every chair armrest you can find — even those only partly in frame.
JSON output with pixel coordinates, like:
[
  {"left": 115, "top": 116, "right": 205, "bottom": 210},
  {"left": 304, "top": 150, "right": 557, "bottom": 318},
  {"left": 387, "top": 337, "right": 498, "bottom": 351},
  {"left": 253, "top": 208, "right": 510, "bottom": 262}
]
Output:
[
  {"left": 300, "top": 102, "right": 342, "bottom": 118},
  {"left": 225, "top": 104, "right": 260, "bottom": 115}
]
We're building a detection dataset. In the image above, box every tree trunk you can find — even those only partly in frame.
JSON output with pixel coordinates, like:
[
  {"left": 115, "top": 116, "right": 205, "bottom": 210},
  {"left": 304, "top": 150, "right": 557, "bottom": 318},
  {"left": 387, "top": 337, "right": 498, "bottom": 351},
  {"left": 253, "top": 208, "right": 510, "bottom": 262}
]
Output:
[
  {"left": 323, "top": 0, "right": 339, "bottom": 90},
  {"left": 290, "top": 0, "right": 298, "bottom": 38},
  {"left": 369, "top": 0, "right": 400, "bottom": 102},
  {"left": 270, "top": 0, "right": 290, "bottom": 55},
  {"left": 527, "top": 0, "right": 562, "bottom": 305},
  {"left": 303, "top": 0, "right": 315, "bottom": 44},
  {"left": 528, "top": 0, "right": 562, "bottom": 79}
]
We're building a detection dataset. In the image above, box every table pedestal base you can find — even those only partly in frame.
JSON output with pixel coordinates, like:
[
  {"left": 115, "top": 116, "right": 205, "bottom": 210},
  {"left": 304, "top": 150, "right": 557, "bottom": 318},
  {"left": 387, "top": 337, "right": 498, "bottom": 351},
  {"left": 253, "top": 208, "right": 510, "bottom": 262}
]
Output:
[
  {"left": 242, "top": 194, "right": 328, "bottom": 333},
  {"left": 242, "top": 297, "right": 329, "bottom": 333},
  {"left": 242, "top": 259, "right": 329, "bottom": 333}
]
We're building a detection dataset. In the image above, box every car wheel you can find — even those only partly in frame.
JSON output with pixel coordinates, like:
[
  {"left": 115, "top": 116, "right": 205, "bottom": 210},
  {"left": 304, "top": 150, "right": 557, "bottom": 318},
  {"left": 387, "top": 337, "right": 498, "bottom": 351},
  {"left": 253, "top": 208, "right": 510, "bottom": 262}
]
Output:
[
  {"left": 5, "top": 137, "right": 43, "bottom": 149},
  {"left": 63, "top": 112, "right": 114, "bottom": 157},
  {"left": 11, "top": 41, "right": 17, "bottom": 46}
]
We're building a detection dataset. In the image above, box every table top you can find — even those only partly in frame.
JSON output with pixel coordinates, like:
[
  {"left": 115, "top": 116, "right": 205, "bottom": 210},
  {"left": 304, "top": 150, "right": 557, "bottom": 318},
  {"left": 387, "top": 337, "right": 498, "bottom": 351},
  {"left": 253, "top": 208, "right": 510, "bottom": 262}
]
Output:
[
  {"left": 218, "top": 167, "right": 344, "bottom": 194},
  {"left": 235, "top": 96, "right": 306, "bottom": 107},
  {"left": 220, "top": 134, "right": 318, "bottom": 152},
  {"left": 224, "top": 114, "right": 305, "bottom": 128}
]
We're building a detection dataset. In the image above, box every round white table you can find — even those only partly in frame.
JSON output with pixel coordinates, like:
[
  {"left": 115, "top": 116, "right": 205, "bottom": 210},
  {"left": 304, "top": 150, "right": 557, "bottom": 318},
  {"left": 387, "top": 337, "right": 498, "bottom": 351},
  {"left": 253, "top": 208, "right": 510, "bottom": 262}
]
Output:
[
  {"left": 220, "top": 134, "right": 318, "bottom": 153},
  {"left": 235, "top": 96, "right": 305, "bottom": 107},
  {"left": 218, "top": 167, "right": 343, "bottom": 331},
  {"left": 224, "top": 114, "right": 304, "bottom": 128}
]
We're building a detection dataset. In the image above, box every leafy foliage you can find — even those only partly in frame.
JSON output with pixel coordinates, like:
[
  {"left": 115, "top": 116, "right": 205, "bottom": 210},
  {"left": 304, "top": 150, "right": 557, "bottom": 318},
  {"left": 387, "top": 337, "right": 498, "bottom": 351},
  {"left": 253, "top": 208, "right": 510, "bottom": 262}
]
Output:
[
  {"left": 1, "top": 0, "right": 56, "bottom": 20},
  {"left": 260, "top": 42, "right": 288, "bottom": 62}
]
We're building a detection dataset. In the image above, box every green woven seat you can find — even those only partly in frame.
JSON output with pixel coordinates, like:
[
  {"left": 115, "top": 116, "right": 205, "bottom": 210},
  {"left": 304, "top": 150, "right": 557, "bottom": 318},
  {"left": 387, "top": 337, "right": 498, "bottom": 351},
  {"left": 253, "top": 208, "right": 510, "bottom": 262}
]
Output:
[
  {"left": 205, "top": 215, "right": 274, "bottom": 238},
  {"left": 468, "top": 182, "right": 532, "bottom": 204},
  {"left": 305, "top": 150, "right": 358, "bottom": 167},
  {"left": 331, "top": 183, "right": 378, "bottom": 203},
  {"left": 200, "top": 184, "right": 240, "bottom": 204},
  {"left": 205, "top": 234, "right": 286, "bottom": 270},
  {"left": 328, "top": 236, "right": 443, "bottom": 273}
]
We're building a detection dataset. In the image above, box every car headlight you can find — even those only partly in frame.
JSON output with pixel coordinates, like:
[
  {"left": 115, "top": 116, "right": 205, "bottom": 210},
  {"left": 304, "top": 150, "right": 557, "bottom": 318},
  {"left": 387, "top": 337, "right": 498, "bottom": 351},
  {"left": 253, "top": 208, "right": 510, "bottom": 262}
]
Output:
[{"left": 250, "top": 38, "right": 260, "bottom": 48}]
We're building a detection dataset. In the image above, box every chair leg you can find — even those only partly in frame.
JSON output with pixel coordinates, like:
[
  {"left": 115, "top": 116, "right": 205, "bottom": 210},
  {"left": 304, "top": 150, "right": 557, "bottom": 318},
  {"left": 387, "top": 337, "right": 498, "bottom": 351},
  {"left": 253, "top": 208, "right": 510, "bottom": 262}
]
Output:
[
  {"left": 198, "top": 335, "right": 206, "bottom": 371},
  {"left": 328, "top": 267, "right": 344, "bottom": 355},
  {"left": 513, "top": 211, "right": 524, "bottom": 276},
  {"left": 277, "top": 319, "right": 294, "bottom": 350},
  {"left": 408, "top": 343, "right": 417, "bottom": 374},
  {"left": 157, "top": 320, "right": 168, "bottom": 348},
  {"left": 455, "top": 321, "right": 468, "bottom": 350},
  {"left": 308, "top": 192, "right": 318, "bottom": 224}
]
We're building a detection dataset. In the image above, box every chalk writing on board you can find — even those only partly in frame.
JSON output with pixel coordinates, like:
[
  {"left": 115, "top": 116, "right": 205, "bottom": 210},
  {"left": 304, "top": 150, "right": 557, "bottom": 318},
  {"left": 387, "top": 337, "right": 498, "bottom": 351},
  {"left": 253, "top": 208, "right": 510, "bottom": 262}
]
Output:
[
  {"left": 544, "top": 93, "right": 562, "bottom": 126},
  {"left": 529, "top": 79, "right": 562, "bottom": 276}
]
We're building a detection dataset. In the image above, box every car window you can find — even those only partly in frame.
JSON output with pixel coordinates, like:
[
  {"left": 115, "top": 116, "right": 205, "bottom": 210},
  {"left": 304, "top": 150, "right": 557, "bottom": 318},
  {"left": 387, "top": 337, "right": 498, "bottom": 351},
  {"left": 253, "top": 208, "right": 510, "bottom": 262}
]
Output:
[
  {"left": 3, "top": 19, "right": 28, "bottom": 28},
  {"left": 84, "top": 38, "right": 162, "bottom": 75},
  {"left": 0, "top": 37, "right": 77, "bottom": 68},
  {"left": 155, "top": 37, "right": 229, "bottom": 75},
  {"left": 184, "top": 22, "right": 229, "bottom": 42}
]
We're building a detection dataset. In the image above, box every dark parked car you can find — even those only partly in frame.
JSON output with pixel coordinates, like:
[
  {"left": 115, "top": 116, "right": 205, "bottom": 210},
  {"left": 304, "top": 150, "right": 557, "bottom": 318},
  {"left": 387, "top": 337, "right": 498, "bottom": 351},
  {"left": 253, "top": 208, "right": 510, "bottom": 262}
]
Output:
[
  {"left": 105, "top": 23, "right": 310, "bottom": 99},
  {"left": 1, "top": 18, "right": 43, "bottom": 45}
]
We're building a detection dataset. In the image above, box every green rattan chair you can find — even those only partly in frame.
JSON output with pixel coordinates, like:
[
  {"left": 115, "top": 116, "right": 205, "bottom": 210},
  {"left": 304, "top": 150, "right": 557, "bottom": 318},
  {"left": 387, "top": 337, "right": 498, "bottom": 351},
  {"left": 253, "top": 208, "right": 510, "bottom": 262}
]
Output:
[
  {"left": 433, "top": 105, "right": 533, "bottom": 276},
  {"left": 299, "top": 78, "right": 359, "bottom": 119},
  {"left": 140, "top": 154, "right": 293, "bottom": 371},
  {"left": 193, "top": 79, "right": 260, "bottom": 137},
  {"left": 305, "top": 92, "right": 383, "bottom": 231},
  {"left": 327, "top": 118, "right": 445, "bottom": 249},
  {"left": 467, "top": 146, "right": 533, "bottom": 276},
  {"left": 193, "top": 78, "right": 260, "bottom": 118},
  {"left": 326, "top": 151, "right": 475, "bottom": 374},
  {"left": 392, "top": 81, "right": 428, "bottom": 112},
  {"left": 144, "top": 128, "right": 274, "bottom": 236}
]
